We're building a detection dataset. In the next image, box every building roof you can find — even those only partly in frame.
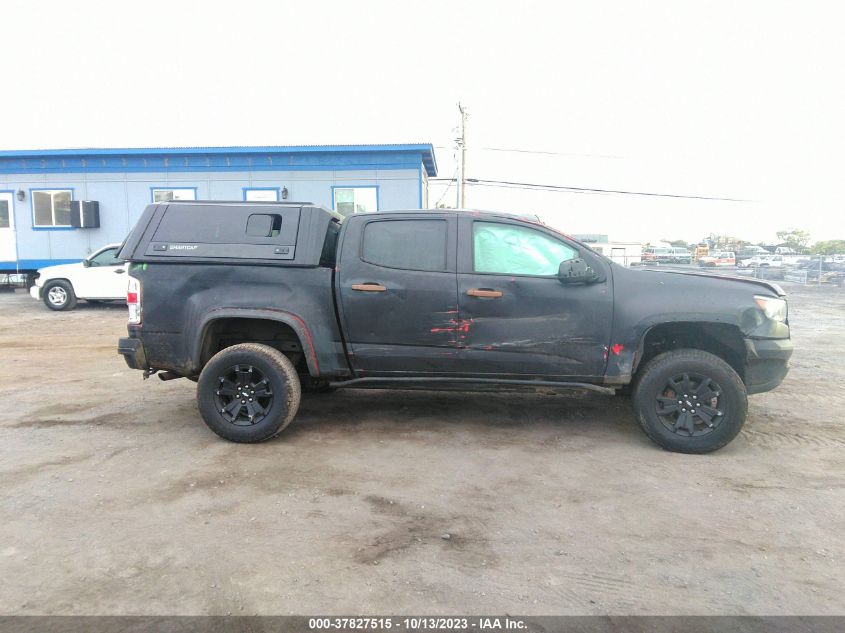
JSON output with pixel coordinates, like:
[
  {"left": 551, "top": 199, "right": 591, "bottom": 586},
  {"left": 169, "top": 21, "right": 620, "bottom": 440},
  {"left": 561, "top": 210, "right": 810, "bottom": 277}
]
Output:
[{"left": 0, "top": 143, "right": 438, "bottom": 176}]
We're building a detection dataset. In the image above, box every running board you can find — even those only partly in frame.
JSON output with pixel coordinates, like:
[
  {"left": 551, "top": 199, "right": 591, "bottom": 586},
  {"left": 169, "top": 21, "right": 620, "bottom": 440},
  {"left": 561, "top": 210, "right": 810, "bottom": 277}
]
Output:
[{"left": 327, "top": 376, "right": 616, "bottom": 395}]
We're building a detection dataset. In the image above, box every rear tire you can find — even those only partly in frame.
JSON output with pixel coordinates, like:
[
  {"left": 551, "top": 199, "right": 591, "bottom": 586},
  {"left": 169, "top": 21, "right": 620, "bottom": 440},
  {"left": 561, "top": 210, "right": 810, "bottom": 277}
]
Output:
[
  {"left": 42, "top": 280, "right": 77, "bottom": 311},
  {"left": 632, "top": 349, "right": 747, "bottom": 454},
  {"left": 197, "top": 343, "right": 302, "bottom": 443}
]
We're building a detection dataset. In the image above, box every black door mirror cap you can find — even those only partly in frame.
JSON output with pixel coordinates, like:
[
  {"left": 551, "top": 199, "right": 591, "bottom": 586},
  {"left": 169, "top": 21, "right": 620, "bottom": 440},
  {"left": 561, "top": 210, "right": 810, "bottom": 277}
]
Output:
[{"left": 559, "top": 257, "right": 600, "bottom": 284}]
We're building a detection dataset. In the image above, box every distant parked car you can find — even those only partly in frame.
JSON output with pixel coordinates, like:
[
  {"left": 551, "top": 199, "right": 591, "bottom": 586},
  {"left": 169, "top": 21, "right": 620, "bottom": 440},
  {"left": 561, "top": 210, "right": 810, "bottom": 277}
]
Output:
[
  {"left": 738, "top": 255, "right": 784, "bottom": 269},
  {"left": 698, "top": 251, "right": 736, "bottom": 267},
  {"left": 642, "top": 247, "right": 671, "bottom": 264},
  {"left": 737, "top": 246, "right": 771, "bottom": 260},
  {"left": 797, "top": 257, "right": 845, "bottom": 272},
  {"left": 668, "top": 247, "right": 692, "bottom": 264},
  {"left": 29, "top": 243, "right": 127, "bottom": 311}
]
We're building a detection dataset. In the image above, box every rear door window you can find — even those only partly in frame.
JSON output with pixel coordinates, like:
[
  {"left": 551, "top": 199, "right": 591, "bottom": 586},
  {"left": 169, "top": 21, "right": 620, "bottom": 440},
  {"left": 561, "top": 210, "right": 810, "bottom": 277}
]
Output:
[{"left": 362, "top": 219, "right": 447, "bottom": 271}]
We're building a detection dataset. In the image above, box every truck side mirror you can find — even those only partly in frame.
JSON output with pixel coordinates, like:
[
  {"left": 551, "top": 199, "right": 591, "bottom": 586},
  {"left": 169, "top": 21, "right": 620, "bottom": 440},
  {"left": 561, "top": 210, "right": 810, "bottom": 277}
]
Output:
[
  {"left": 82, "top": 259, "right": 91, "bottom": 268},
  {"left": 559, "top": 258, "right": 599, "bottom": 284}
]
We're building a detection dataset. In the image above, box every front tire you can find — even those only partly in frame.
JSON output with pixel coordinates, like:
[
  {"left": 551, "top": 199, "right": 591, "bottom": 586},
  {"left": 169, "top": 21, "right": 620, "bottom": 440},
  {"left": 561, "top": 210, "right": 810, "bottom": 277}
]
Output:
[
  {"left": 197, "top": 343, "right": 302, "bottom": 443},
  {"left": 42, "top": 280, "right": 77, "bottom": 311},
  {"left": 632, "top": 349, "right": 747, "bottom": 453}
]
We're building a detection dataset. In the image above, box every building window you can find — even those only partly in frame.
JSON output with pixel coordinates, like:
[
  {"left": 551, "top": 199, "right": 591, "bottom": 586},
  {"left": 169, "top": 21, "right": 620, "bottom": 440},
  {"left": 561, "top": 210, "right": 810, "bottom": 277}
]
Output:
[
  {"left": 362, "top": 219, "right": 447, "bottom": 272},
  {"left": 333, "top": 187, "right": 378, "bottom": 217},
  {"left": 152, "top": 188, "right": 196, "bottom": 202},
  {"left": 32, "top": 189, "right": 73, "bottom": 227},
  {"left": 244, "top": 188, "right": 280, "bottom": 202},
  {"left": 0, "top": 199, "right": 10, "bottom": 228}
]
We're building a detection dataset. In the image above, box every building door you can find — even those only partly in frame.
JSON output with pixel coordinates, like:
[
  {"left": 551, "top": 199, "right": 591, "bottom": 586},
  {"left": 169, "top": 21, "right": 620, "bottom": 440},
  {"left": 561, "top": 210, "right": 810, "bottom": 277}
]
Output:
[{"left": 0, "top": 192, "right": 15, "bottom": 263}]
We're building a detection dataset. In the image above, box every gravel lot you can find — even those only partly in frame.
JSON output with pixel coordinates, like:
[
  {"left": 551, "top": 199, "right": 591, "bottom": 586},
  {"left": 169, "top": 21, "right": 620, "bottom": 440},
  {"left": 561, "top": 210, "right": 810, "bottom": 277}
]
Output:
[{"left": 1, "top": 284, "right": 843, "bottom": 615}]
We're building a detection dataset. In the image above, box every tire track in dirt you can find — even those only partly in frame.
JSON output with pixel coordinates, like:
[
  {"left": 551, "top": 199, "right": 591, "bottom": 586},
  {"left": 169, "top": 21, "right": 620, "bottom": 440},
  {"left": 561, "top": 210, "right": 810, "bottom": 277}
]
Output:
[
  {"left": 546, "top": 571, "right": 638, "bottom": 609},
  {"left": 741, "top": 427, "right": 845, "bottom": 449}
]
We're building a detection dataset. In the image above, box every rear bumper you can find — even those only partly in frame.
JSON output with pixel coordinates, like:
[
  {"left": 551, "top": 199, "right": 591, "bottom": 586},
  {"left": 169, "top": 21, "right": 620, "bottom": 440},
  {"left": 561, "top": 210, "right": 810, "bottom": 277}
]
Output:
[
  {"left": 118, "top": 337, "right": 149, "bottom": 371},
  {"left": 744, "top": 337, "right": 793, "bottom": 394}
]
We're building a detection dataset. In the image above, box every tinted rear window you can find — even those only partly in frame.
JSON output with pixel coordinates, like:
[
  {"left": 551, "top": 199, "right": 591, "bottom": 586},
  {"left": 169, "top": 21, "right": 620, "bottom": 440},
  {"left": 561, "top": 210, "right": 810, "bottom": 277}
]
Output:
[
  {"left": 320, "top": 220, "right": 341, "bottom": 267},
  {"left": 362, "top": 219, "right": 447, "bottom": 271},
  {"left": 152, "top": 204, "right": 299, "bottom": 245}
]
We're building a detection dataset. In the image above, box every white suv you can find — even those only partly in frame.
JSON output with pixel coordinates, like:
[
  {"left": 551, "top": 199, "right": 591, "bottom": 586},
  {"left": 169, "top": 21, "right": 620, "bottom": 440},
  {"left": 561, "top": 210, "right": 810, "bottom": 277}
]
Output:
[
  {"left": 738, "top": 254, "right": 784, "bottom": 269},
  {"left": 29, "top": 243, "right": 128, "bottom": 311}
]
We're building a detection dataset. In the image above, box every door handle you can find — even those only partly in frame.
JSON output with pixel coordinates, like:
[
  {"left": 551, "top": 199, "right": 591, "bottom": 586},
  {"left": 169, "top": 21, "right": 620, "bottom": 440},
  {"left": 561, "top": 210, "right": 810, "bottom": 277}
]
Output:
[
  {"left": 467, "top": 288, "right": 503, "bottom": 298},
  {"left": 351, "top": 283, "right": 387, "bottom": 292},
  {"left": 114, "top": 269, "right": 126, "bottom": 274}
]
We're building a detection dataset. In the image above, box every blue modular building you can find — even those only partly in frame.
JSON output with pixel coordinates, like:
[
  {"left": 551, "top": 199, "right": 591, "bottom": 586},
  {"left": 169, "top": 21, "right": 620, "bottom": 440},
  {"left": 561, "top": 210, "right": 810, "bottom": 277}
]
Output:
[{"left": 0, "top": 143, "right": 437, "bottom": 273}]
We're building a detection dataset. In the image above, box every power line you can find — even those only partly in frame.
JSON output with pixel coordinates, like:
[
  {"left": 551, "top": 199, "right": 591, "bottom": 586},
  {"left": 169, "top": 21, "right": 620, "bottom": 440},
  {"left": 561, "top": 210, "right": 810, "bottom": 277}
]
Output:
[
  {"left": 465, "top": 181, "right": 603, "bottom": 196},
  {"left": 429, "top": 177, "right": 748, "bottom": 202},
  {"left": 433, "top": 164, "right": 460, "bottom": 207},
  {"left": 434, "top": 145, "right": 623, "bottom": 159}
]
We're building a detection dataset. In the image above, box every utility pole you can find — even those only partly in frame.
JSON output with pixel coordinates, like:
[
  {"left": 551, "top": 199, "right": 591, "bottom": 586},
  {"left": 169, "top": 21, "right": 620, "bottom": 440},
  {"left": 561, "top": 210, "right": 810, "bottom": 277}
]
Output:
[{"left": 456, "top": 102, "right": 468, "bottom": 208}]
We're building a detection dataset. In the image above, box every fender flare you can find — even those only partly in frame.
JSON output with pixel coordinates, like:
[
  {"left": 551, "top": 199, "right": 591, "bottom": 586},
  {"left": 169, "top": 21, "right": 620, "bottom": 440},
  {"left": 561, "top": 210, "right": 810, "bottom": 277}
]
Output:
[
  {"left": 194, "top": 307, "right": 320, "bottom": 377},
  {"left": 41, "top": 277, "right": 74, "bottom": 289},
  {"left": 629, "top": 317, "right": 745, "bottom": 376},
  {"left": 40, "top": 277, "right": 76, "bottom": 299}
]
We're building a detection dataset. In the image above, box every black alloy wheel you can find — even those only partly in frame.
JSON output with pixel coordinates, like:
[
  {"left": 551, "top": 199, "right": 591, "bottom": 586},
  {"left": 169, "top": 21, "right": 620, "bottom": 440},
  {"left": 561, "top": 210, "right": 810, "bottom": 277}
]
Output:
[
  {"left": 213, "top": 364, "right": 274, "bottom": 426},
  {"left": 655, "top": 372, "right": 724, "bottom": 437}
]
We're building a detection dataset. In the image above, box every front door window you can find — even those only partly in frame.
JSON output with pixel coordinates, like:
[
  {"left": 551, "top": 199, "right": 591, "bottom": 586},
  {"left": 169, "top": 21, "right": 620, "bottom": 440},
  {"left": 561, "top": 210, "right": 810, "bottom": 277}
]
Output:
[{"left": 473, "top": 221, "right": 577, "bottom": 276}]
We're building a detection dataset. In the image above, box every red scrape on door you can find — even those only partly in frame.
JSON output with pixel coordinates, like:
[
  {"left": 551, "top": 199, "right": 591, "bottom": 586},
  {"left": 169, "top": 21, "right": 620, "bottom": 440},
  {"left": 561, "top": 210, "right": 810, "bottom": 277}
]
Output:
[{"left": 430, "top": 318, "right": 473, "bottom": 335}]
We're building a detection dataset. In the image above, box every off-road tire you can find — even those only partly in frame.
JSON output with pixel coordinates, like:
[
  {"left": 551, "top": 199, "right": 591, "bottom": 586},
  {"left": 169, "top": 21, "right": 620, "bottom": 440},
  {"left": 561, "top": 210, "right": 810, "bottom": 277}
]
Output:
[
  {"left": 632, "top": 349, "right": 747, "bottom": 454},
  {"left": 197, "top": 343, "right": 302, "bottom": 443},
  {"left": 42, "top": 280, "right": 77, "bottom": 311}
]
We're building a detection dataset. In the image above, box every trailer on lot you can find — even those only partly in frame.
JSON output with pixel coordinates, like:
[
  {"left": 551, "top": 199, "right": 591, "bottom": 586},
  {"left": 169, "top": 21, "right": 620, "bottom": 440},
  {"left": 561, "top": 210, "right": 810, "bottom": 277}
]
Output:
[{"left": 584, "top": 241, "right": 643, "bottom": 267}]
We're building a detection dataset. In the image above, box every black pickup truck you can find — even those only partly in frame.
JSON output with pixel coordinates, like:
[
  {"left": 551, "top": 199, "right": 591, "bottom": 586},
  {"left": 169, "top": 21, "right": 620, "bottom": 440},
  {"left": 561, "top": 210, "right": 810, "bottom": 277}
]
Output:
[{"left": 117, "top": 202, "right": 792, "bottom": 453}]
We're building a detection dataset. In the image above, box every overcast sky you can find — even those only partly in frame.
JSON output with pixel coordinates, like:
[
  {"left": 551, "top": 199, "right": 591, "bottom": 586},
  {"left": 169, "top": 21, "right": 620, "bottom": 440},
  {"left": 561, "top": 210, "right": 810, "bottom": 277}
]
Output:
[{"left": 3, "top": 0, "right": 843, "bottom": 244}]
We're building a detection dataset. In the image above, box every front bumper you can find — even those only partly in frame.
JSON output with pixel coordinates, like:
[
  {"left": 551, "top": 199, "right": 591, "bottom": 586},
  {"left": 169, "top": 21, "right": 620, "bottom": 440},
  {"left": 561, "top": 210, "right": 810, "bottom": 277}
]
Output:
[
  {"left": 118, "top": 337, "right": 149, "bottom": 371},
  {"left": 29, "top": 285, "right": 41, "bottom": 300},
  {"left": 745, "top": 337, "right": 793, "bottom": 394}
]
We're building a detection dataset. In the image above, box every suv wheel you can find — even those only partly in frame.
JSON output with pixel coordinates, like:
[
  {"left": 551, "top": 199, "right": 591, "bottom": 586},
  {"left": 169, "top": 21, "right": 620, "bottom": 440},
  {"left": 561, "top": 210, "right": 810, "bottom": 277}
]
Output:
[
  {"left": 632, "top": 349, "right": 747, "bottom": 453},
  {"left": 197, "top": 343, "right": 302, "bottom": 443},
  {"left": 43, "top": 280, "right": 77, "bottom": 311}
]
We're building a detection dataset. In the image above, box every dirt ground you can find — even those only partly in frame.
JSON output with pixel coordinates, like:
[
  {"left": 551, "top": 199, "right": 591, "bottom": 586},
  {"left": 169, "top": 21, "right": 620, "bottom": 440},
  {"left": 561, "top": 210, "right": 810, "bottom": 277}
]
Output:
[{"left": 1, "top": 283, "right": 843, "bottom": 616}]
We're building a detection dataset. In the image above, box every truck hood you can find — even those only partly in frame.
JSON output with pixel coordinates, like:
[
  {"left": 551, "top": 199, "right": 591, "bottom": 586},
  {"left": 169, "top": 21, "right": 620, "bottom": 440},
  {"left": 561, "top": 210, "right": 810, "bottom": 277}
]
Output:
[
  {"left": 634, "top": 267, "right": 786, "bottom": 297},
  {"left": 37, "top": 262, "right": 84, "bottom": 279}
]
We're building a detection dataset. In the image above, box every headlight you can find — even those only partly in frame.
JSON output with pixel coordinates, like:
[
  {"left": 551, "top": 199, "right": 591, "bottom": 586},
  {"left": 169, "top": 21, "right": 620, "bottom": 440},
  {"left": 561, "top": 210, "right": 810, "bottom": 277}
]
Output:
[{"left": 754, "top": 295, "right": 787, "bottom": 322}]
